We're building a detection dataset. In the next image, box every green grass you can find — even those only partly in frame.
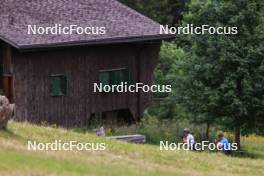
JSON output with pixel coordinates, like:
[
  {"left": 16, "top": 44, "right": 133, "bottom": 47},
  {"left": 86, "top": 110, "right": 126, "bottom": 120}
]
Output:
[
  {"left": 0, "top": 121, "right": 264, "bottom": 176},
  {"left": 239, "top": 135, "right": 264, "bottom": 158}
]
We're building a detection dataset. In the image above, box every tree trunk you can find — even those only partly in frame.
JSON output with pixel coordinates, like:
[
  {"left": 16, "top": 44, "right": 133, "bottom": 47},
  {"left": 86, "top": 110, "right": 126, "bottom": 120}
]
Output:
[
  {"left": 206, "top": 122, "right": 210, "bottom": 140},
  {"left": 234, "top": 125, "right": 241, "bottom": 150},
  {"left": 235, "top": 77, "right": 243, "bottom": 150}
]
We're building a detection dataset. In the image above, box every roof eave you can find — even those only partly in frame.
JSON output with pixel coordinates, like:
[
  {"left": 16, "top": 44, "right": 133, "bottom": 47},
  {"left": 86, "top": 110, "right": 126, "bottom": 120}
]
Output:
[
  {"left": 0, "top": 35, "right": 21, "bottom": 49},
  {"left": 7, "top": 35, "right": 175, "bottom": 52}
]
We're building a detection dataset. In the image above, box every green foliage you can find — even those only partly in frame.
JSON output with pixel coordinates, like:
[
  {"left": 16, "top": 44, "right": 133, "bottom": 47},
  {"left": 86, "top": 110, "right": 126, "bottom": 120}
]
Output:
[
  {"left": 121, "top": 0, "right": 264, "bottom": 138},
  {"left": 110, "top": 116, "right": 218, "bottom": 144},
  {"left": 154, "top": 42, "right": 185, "bottom": 98},
  {"left": 118, "top": 0, "right": 189, "bottom": 25},
  {"left": 178, "top": 0, "right": 264, "bottom": 137},
  {"left": 148, "top": 42, "right": 188, "bottom": 119}
]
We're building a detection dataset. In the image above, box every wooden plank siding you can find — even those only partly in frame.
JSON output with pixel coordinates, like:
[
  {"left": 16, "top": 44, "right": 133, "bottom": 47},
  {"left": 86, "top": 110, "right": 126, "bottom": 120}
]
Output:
[
  {"left": 2, "top": 45, "right": 13, "bottom": 75},
  {"left": 12, "top": 43, "right": 161, "bottom": 127}
]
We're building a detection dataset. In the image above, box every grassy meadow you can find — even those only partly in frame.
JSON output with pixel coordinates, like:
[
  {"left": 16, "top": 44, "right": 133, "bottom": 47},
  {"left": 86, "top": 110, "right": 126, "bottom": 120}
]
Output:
[{"left": 0, "top": 121, "right": 263, "bottom": 176}]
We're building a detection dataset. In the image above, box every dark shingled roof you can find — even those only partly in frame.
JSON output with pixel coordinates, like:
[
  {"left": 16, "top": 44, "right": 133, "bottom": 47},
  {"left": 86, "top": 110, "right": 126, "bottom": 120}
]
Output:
[{"left": 0, "top": 0, "right": 173, "bottom": 50}]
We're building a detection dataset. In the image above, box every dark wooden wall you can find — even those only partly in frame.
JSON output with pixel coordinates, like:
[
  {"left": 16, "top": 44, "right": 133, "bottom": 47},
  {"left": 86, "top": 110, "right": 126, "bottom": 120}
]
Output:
[
  {"left": 11, "top": 43, "right": 161, "bottom": 127},
  {"left": 0, "top": 42, "right": 13, "bottom": 75}
]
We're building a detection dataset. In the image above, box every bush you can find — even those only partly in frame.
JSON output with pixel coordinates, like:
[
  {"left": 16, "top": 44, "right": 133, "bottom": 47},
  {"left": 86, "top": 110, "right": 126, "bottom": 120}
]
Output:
[{"left": 109, "top": 116, "right": 218, "bottom": 145}]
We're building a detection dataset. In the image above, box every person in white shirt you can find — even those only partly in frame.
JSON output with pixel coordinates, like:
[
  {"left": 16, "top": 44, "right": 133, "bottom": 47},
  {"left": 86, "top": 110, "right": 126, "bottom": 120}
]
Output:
[{"left": 183, "top": 128, "right": 195, "bottom": 150}]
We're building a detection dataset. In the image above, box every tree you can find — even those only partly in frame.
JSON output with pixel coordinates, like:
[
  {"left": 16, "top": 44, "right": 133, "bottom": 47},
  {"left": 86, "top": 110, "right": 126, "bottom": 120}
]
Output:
[
  {"left": 148, "top": 42, "right": 187, "bottom": 119},
  {"left": 119, "top": 0, "right": 189, "bottom": 25},
  {"left": 178, "top": 0, "right": 264, "bottom": 148}
]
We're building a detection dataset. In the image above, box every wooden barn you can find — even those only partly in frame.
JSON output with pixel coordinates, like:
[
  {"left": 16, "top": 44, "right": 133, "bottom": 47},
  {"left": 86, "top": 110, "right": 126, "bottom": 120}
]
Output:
[{"left": 0, "top": 0, "right": 173, "bottom": 127}]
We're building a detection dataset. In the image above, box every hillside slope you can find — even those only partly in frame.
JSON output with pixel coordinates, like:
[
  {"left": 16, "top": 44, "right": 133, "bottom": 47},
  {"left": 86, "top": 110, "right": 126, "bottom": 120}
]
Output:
[{"left": 0, "top": 121, "right": 263, "bottom": 176}]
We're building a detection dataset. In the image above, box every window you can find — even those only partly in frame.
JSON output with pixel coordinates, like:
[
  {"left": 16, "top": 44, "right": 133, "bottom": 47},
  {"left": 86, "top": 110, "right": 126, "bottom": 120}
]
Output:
[
  {"left": 50, "top": 75, "right": 68, "bottom": 96},
  {"left": 99, "top": 68, "right": 130, "bottom": 86}
]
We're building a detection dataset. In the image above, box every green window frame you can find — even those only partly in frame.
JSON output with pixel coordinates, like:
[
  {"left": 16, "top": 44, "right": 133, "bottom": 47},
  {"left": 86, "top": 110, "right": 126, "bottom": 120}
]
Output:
[
  {"left": 50, "top": 75, "right": 68, "bottom": 96},
  {"left": 99, "top": 68, "right": 130, "bottom": 86}
]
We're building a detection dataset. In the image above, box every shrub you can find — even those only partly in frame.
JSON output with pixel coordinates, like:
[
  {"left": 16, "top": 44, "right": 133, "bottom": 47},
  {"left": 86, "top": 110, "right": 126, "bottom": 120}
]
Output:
[{"left": 109, "top": 116, "right": 218, "bottom": 145}]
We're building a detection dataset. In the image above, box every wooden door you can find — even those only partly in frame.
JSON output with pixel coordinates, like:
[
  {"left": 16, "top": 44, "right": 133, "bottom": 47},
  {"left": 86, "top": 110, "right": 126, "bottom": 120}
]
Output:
[{"left": 3, "top": 76, "right": 14, "bottom": 103}]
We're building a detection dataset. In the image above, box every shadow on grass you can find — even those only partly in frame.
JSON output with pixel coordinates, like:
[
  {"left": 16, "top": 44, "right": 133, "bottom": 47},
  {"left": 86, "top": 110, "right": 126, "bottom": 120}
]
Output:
[
  {"left": 230, "top": 150, "right": 264, "bottom": 159},
  {"left": 0, "top": 128, "right": 24, "bottom": 141}
]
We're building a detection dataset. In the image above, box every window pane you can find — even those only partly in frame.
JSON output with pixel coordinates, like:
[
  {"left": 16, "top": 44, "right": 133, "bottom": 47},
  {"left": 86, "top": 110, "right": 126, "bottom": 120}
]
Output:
[
  {"left": 119, "top": 70, "right": 125, "bottom": 83},
  {"left": 111, "top": 70, "right": 122, "bottom": 85},
  {"left": 99, "top": 72, "right": 109, "bottom": 86},
  {"left": 99, "top": 68, "right": 131, "bottom": 88},
  {"left": 51, "top": 77, "right": 62, "bottom": 96},
  {"left": 51, "top": 75, "right": 68, "bottom": 96}
]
